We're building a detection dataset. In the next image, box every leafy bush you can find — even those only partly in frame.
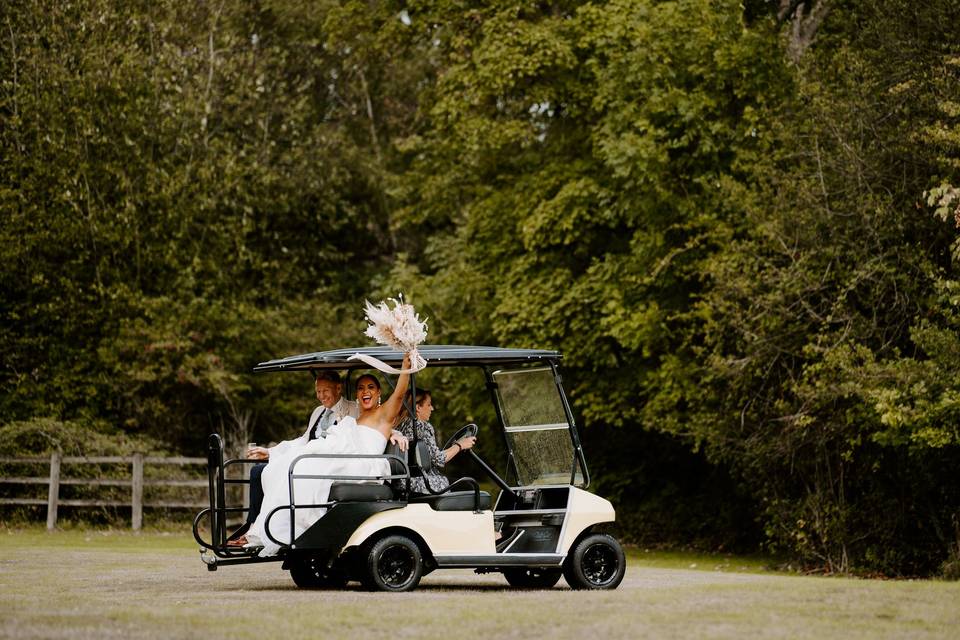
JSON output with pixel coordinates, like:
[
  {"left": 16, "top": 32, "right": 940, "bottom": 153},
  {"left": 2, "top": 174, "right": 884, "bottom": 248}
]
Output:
[{"left": 0, "top": 418, "right": 168, "bottom": 458}]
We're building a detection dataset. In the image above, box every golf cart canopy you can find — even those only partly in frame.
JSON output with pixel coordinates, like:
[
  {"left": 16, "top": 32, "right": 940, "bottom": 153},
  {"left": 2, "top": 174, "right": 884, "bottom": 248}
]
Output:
[
  {"left": 254, "top": 343, "right": 587, "bottom": 489},
  {"left": 253, "top": 345, "right": 561, "bottom": 372}
]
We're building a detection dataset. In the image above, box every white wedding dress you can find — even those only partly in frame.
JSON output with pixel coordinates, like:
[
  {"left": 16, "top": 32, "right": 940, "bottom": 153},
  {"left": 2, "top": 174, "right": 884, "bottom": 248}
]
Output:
[{"left": 247, "top": 416, "right": 389, "bottom": 556}]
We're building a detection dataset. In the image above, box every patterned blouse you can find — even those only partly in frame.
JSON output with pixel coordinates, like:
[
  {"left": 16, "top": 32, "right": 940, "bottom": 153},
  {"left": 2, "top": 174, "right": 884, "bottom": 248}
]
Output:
[{"left": 396, "top": 418, "right": 450, "bottom": 495}]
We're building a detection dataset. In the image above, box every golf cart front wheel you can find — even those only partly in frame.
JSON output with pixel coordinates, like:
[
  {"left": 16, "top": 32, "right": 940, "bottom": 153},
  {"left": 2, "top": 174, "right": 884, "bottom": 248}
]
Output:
[
  {"left": 364, "top": 534, "right": 423, "bottom": 592},
  {"left": 563, "top": 533, "right": 626, "bottom": 590},
  {"left": 503, "top": 567, "right": 562, "bottom": 589}
]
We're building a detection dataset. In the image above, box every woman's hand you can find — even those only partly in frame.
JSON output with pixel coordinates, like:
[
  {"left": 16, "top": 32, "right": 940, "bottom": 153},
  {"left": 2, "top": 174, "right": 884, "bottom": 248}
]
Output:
[
  {"left": 402, "top": 352, "right": 412, "bottom": 370},
  {"left": 456, "top": 436, "right": 477, "bottom": 452},
  {"left": 389, "top": 431, "right": 409, "bottom": 452},
  {"left": 444, "top": 435, "right": 477, "bottom": 464}
]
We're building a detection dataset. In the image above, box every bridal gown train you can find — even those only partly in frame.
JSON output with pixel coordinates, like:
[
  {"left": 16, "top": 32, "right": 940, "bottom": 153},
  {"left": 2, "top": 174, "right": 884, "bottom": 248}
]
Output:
[{"left": 247, "top": 416, "right": 389, "bottom": 556}]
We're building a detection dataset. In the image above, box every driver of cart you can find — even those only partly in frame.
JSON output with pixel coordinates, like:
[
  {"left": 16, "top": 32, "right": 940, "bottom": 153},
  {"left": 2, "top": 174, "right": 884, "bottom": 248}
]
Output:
[
  {"left": 228, "top": 371, "right": 408, "bottom": 546},
  {"left": 396, "top": 388, "right": 476, "bottom": 495}
]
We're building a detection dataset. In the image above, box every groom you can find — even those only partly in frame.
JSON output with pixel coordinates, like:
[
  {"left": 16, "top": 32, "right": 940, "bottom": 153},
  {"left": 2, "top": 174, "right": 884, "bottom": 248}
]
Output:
[
  {"left": 232, "top": 372, "right": 359, "bottom": 543},
  {"left": 230, "top": 371, "right": 408, "bottom": 545}
]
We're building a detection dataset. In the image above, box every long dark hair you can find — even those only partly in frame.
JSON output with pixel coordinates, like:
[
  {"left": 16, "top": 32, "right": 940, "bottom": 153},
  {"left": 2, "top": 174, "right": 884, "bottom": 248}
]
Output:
[
  {"left": 355, "top": 373, "right": 381, "bottom": 390},
  {"left": 412, "top": 388, "right": 431, "bottom": 407}
]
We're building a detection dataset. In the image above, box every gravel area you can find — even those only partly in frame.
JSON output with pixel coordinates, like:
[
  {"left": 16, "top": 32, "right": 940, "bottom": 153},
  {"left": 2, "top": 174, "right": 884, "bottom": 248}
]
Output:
[{"left": 1, "top": 533, "right": 958, "bottom": 639}]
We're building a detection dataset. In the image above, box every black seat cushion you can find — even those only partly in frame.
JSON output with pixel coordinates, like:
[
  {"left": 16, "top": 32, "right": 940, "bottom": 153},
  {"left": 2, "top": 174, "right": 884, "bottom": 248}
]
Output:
[
  {"left": 329, "top": 482, "right": 394, "bottom": 502},
  {"left": 409, "top": 490, "right": 491, "bottom": 511}
]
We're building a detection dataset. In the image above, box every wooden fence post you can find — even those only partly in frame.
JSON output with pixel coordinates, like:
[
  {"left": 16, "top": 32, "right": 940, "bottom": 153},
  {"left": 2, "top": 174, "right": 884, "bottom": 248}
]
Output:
[
  {"left": 131, "top": 453, "right": 143, "bottom": 531},
  {"left": 46, "top": 451, "right": 61, "bottom": 531}
]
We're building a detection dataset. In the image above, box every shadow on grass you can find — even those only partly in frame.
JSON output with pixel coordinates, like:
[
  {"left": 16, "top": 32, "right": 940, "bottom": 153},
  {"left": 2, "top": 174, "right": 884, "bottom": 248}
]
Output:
[{"left": 243, "top": 582, "right": 558, "bottom": 592}]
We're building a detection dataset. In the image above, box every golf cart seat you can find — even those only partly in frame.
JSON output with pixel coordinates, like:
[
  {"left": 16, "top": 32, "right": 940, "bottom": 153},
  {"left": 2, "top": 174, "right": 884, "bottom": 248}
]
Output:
[
  {"left": 327, "top": 483, "right": 491, "bottom": 508},
  {"left": 409, "top": 490, "right": 491, "bottom": 511},
  {"left": 404, "top": 440, "right": 491, "bottom": 510},
  {"left": 327, "top": 440, "right": 405, "bottom": 503},
  {"left": 329, "top": 482, "right": 394, "bottom": 502}
]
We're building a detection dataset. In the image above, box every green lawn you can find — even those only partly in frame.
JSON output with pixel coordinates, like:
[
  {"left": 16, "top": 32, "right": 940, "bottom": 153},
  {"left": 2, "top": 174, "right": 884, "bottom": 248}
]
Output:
[
  {"left": 2, "top": 526, "right": 777, "bottom": 576},
  {"left": 626, "top": 546, "right": 776, "bottom": 573},
  {"left": 2, "top": 525, "right": 774, "bottom": 568},
  {"left": 0, "top": 526, "right": 191, "bottom": 553}
]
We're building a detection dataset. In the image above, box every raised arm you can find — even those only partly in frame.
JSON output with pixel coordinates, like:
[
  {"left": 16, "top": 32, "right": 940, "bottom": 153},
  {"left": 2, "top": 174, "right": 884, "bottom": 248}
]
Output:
[{"left": 381, "top": 353, "right": 412, "bottom": 423}]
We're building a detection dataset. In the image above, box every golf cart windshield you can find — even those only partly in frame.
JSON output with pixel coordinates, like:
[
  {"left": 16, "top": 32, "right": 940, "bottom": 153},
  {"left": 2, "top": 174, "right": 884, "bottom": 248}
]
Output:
[{"left": 492, "top": 366, "right": 585, "bottom": 487}]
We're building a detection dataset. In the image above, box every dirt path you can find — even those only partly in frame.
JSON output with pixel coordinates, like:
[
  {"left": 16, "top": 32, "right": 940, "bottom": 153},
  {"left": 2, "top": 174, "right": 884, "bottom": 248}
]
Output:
[{"left": 1, "top": 534, "right": 958, "bottom": 639}]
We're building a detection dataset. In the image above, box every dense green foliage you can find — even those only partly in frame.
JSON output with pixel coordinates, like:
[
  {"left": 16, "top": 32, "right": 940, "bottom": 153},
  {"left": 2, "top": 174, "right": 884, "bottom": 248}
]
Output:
[
  {"left": 2, "top": 0, "right": 958, "bottom": 575},
  {"left": 674, "top": 1, "right": 960, "bottom": 573}
]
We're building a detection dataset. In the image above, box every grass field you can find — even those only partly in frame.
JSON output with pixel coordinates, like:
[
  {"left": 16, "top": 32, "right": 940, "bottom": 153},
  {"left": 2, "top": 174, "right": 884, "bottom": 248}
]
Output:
[{"left": 1, "top": 527, "right": 958, "bottom": 639}]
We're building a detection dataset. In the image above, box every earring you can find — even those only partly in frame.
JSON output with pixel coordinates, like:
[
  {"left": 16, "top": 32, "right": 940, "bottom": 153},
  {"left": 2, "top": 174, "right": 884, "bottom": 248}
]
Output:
[{"left": 377, "top": 396, "right": 382, "bottom": 406}]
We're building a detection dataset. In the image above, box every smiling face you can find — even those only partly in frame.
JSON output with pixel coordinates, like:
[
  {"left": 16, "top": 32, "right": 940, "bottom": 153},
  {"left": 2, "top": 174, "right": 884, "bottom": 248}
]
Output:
[
  {"left": 315, "top": 379, "right": 342, "bottom": 409},
  {"left": 355, "top": 375, "right": 381, "bottom": 411}
]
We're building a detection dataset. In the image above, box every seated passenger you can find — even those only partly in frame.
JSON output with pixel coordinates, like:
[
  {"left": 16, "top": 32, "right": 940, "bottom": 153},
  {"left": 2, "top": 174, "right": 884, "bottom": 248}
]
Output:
[
  {"left": 246, "top": 360, "right": 414, "bottom": 556},
  {"left": 228, "top": 371, "right": 358, "bottom": 547},
  {"left": 396, "top": 388, "right": 476, "bottom": 495}
]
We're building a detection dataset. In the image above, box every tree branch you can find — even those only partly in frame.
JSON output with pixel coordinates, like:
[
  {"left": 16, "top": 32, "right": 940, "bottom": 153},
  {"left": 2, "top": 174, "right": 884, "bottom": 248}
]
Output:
[
  {"left": 781, "top": 0, "right": 833, "bottom": 63},
  {"left": 358, "top": 67, "right": 382, "bottom": 164}
]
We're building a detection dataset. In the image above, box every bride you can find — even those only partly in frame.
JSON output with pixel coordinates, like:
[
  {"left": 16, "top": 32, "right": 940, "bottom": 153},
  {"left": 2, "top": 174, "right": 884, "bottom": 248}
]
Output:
[{"left": 246, "top": 355, "right": 412, "bottom": 556}]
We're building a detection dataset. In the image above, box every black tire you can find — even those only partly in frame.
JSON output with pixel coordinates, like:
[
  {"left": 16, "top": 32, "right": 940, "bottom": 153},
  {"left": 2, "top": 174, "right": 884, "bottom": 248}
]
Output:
[
  {"left": 563, "top": 533, "right": 626, "bottom": 590},
  {"left": 503, "top": 567, "right": 562, "bottom": 589},
  {"left": 364, "top": 534, "right": 423, "bottom": 592},
  {"left": 288, "top": 554, "right": 348, "bottom": 589}
]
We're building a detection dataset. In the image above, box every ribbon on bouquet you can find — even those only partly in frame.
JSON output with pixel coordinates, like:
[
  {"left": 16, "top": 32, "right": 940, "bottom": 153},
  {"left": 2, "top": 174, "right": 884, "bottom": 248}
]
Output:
[{"left": 348, "top": 348, "right": 427, "bottom": 375}]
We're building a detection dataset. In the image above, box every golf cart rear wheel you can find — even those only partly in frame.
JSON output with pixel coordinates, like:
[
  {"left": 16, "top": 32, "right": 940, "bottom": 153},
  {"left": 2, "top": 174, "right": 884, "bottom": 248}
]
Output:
[
  {"left": 503, "top": 567, "right": 562, "bottom": 589},
  {"left": 563, "top": 533, "right": 626, "bottom": 590},
  {"left": 364, "top": 534, "right": 423, "bottom": 592},
  {"left": 288, "top": 554, "right": 347, "bottom": 589}
]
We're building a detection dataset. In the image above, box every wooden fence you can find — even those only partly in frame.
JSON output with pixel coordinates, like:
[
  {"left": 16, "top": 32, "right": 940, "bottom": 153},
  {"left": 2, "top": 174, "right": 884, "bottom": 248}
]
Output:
[{"left": 0, "top": 453, "right": 208, "bottom": 530}]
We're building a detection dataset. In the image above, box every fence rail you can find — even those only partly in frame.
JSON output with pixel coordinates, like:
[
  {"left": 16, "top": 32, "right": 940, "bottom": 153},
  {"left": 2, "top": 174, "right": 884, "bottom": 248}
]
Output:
[{"left": 0, "top": 453, "right": 208, "bottom": 530}]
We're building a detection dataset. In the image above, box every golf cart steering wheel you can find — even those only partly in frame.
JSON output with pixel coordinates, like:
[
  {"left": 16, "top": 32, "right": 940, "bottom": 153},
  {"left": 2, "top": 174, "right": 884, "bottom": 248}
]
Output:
[{"left": 442, "top": 423, "right": 478, "bottom": 451}]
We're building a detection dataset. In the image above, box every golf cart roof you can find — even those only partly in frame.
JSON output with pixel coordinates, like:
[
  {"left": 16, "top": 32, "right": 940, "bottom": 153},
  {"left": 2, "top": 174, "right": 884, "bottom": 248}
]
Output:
[{"left": 253, "top": 345, "right": 562, "bottom": 373}]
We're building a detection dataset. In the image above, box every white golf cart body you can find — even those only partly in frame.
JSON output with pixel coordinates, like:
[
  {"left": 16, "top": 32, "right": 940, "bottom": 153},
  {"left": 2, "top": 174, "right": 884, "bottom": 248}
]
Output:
[
  {"left": 194, "top": 345, "right": 625, "bottom": 591},
  {"left": 344, "top": 487, "right": 614, "bottom": 558}
]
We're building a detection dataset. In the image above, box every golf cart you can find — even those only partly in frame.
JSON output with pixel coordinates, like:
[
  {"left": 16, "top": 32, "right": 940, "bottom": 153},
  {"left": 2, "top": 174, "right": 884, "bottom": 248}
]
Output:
[{"left": 193, "top": 345, "right": 625, "bottom": 592}]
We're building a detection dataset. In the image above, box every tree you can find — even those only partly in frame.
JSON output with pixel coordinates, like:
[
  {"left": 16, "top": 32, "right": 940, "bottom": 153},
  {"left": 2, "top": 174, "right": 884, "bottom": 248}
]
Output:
[
  {"left": 388, "top": 0, "right": 787, "bottom": 547},
  {"left": 659, "top": 0, "right": 960, "bottom": 573},
  {"left": 0, "top": 0, "right": 405, "bottom": 446}
]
